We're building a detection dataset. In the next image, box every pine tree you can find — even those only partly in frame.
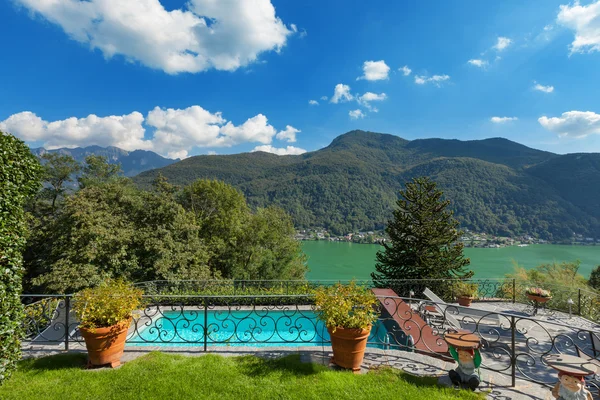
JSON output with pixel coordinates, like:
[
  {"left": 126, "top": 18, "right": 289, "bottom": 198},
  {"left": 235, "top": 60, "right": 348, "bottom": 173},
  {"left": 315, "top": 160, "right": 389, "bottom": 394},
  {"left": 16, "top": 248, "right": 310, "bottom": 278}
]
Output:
[{"left": 371, "top": 177, "right": 472, "bottom": 297}]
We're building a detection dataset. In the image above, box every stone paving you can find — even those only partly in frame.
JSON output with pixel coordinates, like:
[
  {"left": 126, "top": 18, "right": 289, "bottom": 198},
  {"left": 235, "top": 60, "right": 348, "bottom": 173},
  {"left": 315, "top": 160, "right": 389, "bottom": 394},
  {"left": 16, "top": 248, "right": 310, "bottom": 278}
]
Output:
[{"left": 465, "top": 301, "right": 600, "bottom": 332}]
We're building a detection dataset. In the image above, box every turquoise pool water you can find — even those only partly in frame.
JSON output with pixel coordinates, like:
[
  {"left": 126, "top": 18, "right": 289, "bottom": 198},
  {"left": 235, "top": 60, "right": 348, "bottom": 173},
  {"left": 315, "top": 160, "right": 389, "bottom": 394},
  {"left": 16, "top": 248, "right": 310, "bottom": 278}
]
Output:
[{"left": 127, "top": 310, "right": 392, "bottom": 348}]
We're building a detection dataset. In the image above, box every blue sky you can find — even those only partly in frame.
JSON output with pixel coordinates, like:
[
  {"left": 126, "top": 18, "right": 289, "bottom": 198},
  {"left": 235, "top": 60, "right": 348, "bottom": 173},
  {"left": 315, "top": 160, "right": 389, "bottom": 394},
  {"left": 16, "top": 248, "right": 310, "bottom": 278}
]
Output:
[{"left": 1, "top": 0, "right": 600, "bottom": 158}]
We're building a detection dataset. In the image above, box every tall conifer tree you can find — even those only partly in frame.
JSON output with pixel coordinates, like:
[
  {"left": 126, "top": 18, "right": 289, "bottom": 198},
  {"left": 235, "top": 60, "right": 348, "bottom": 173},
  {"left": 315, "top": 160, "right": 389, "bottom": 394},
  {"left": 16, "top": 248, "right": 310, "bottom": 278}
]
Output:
[{"left": 372, "top": 177, "right": 472, "bottom": 296}]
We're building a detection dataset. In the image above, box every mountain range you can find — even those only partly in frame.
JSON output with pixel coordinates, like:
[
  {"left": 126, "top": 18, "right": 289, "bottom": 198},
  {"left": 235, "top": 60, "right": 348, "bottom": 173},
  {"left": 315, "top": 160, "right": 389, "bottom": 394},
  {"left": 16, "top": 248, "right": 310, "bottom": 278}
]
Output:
[
  {"left": 76, "top": 131, "right": 600, "bottom": 241},
  {"left": 31, "top": 146, "right": 176, "bottom": 177}
]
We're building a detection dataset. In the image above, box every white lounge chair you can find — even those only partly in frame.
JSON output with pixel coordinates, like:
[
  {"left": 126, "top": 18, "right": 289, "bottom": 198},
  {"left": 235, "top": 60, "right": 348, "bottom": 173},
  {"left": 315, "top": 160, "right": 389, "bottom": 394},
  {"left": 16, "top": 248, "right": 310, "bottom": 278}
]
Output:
[
  {"left": 423, "top": 287, "right": 500, "bottom": 328},
  {"left": 29, "top": 299, "right": 79, "bottom": 346}
]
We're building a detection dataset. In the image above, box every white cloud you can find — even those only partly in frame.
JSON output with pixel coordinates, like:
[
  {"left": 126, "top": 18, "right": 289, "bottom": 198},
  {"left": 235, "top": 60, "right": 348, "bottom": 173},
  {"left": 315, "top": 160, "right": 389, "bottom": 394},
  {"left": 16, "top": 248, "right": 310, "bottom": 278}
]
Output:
[
  {"left": 539, "top": 111, "right": 600, "bottom": 138},
  {"left": 168, "top": 150, "right": 190, "bottom": 159},
  {"left": 275, "top": 125, "right": 300, "bottom": 143},
  {"left": 494, "top": 36, "right": 512, "bottom": 51},
  {"left": 468, "top": 59, "right": 488, "bottom": 68},
  {"left": 0, "top": 110, "right": 151, "bottom": 150},
  {"left": 357, "top": 60, "right": 390, "bottom": 81},
  {"left": 1, "top": 105, "right": 299, "bottom": 159},
  {"left": 0, "top": 111, "right": 46, "bottom": 141},
  {"left": 557, "top": 1, "right": 600, "bottom": 54},
  {"left": 217, "top": 114, "right": 278, "bottom": 145},
  {"left": 399, "top": 65, "right": 412, "bottom": 76},
  {"left": 349, "top": 109, "right": 365, "bottom": 120},
  {"left": 357, "top": 92, "right": 387, "bottom": 112},
  {"left": 544, "top": 24, "right": 553, "bottom": 31},
  {"left": 147, "top": 105, "right": 226, "bottom": 158},
  {"left": 15, "top": 0, "right": 294, "bottom": 74},
  {"left": 330, "top": 84, "right": 353, "bottom": 103},
  {"left": 207, "top": 151, "right": 217, "bottom": 155},
  {"left": 290, "top": 24, "right": 307, "bottom": 38},
  {"left": 252, "top": 145, "right": 306, "bottom": 155},
  {"left": 308, "top": 100, "right": 319, "bottom": 105},
  {"left": 533, "top": 82, "right": 554, "bottom": 93},
  {"left": 359, "top": 92, "right": 387, "bottom": 102},
  {"left": 320, "top": 96, "right": 328, "bottom": 101},
  {"left": 491, "top": 116, "right": 518, "bottom": 123},
  {"left": 414, "top": 74, "right": 450, "bottom": 87}
]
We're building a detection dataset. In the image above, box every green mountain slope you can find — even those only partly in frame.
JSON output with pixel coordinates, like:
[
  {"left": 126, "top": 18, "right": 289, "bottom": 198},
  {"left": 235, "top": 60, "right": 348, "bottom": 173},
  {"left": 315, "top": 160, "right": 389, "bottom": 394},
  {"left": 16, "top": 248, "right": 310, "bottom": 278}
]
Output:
[
  {"left": 527, "top": 153, "right": 600, "bottom": 219},
  {"left": 134, "top": 130, "right": 600, "bottom": 240}
]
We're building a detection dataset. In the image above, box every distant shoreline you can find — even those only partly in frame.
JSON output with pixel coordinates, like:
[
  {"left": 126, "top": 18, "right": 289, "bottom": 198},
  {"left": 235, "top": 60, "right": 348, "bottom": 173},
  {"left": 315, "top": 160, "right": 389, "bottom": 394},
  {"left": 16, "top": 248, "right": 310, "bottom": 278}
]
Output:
[{"left": 298, "top": 238, "right": 600, "bottom": 247}]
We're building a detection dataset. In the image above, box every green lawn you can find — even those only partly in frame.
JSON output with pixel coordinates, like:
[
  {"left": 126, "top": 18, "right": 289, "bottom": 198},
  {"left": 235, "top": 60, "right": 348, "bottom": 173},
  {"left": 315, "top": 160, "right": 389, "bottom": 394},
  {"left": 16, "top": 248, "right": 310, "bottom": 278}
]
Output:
[{"left": 0, "top": 352, "right": 484, "bottom": 400}]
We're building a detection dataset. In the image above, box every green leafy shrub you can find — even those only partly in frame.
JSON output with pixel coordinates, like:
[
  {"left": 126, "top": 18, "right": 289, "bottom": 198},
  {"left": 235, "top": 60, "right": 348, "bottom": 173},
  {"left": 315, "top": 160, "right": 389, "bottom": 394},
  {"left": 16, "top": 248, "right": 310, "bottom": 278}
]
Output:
[
  {"left": 500, "top": 261, "right": 600, "bottom": 321},
  {"left": 72, "top": 280, "right": 143, "bottom": 330},
  {"left": 454, "top": 281, "right": 479, "bottom": 298},
  {"left": 314, "top": 281, "right": 379, "bottom": 331},
  {"left": 589, "top": 266, "right": 600, "bottom": 290},
  {"left": 0, "top": 131, "right": 41, "bottom": 385}
]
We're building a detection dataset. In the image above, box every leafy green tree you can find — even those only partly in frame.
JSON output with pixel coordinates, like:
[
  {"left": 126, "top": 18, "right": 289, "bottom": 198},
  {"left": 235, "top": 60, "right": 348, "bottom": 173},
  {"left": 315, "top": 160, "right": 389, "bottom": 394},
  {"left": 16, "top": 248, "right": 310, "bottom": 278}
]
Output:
[
  {"left": 233, "top": 207, "right": 307, "bottom": 280},
  {"left": 152, "top": 172, "right": 178, "bottom": 195},
  {"left": 180, "top": 180, "right": 249, "bottom": 277},
  {"left": 29, "top": 182, "right": 213, "bottom": 293},
  {"left": 371, "top": 177, "right": 472, "bottom": 296},
  {"left": 0, "top": 131, "right": 42, "bottom": 385},
  {"left": 78, "top": 155, "right": 123, "bottom": 188},
  {"left": 179, "top": 179, "right": 307, "bottom": 280},
  {"left": 39, "top": 153, "right": 80, "bottom": 213},
  {"left": 589, "top": 266, "right": 600, "bottom": 290},
  {"left": 26, "top": 174, "right": 307, "bottom": 292}
]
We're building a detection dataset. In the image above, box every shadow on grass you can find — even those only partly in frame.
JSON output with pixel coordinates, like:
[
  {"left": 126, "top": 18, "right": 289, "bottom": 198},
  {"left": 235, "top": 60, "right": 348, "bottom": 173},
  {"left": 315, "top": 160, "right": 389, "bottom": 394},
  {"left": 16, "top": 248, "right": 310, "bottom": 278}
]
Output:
[
  {"left": 399, "top": 370, "right": 444, "bottom": 388},
  {"left": 235, "top": 354, "right": 322, "bottom": 378},
  {"left": 20, "top": 353, "right": 88, "bottom": 372}
]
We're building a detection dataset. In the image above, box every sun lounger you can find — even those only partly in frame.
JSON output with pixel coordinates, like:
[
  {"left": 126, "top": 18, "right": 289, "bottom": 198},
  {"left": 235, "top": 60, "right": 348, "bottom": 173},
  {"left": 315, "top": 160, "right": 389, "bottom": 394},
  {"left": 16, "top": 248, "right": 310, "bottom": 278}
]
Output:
[{"left": 423, "top": 288, "right": 500, "bottom": 328}]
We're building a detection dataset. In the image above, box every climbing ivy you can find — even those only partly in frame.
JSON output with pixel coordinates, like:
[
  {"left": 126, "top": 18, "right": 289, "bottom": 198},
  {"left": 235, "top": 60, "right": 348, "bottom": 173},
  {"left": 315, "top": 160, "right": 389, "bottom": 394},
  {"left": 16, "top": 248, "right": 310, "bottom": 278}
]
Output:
[{"left": 0, "top": 131, "right": 41, "bottom": 385}]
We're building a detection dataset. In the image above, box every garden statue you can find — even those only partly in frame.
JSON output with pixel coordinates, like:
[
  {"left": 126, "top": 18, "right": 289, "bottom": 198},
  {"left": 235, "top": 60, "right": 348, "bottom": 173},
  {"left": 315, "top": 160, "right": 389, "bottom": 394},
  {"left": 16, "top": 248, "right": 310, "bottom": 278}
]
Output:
[
  {"left": 545, "top": 354, "right": 596, "bottom": 400},
  {"left": 552, "top": 373, "right": 592, "bottom": 400},
  {"left": 444, "top": 331, "right": 482, "bottom": 391}
]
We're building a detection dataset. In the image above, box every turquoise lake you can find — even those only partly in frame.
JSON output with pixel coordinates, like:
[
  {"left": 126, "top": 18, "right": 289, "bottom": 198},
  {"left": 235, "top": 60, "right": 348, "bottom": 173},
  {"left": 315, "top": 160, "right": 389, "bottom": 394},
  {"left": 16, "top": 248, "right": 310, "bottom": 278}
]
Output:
[{"left": 302, "top": 241, "right": 600, "bottom": 280}]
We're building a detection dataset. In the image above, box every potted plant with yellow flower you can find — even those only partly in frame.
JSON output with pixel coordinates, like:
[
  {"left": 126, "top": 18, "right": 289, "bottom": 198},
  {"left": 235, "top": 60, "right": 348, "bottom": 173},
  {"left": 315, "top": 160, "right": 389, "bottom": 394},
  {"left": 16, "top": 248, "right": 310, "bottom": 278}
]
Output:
[
  {"left": 73, "top": 279, "right": 143, "bottom": 368},
  {"left": 314, "top": 281, "right": 379, "bottom": 371}
]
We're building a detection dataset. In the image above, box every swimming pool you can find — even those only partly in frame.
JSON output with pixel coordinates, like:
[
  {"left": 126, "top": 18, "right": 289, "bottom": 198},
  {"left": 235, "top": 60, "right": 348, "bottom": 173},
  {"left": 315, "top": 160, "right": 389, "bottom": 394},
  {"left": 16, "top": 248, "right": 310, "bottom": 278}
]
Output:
[{"left": 127, "top": 309, "right": 396, "bottom": 348}]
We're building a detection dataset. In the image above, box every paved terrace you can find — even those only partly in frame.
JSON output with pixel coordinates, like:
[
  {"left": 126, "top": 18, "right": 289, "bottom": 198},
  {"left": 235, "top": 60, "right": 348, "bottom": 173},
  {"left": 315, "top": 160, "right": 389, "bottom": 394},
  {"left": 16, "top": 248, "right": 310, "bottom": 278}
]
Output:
[
  {"left": 22, "top": 296, "right": 600, "bottom": 400},
  {"left": 461, "top": 301, "right": 600, "bottom": 332}
]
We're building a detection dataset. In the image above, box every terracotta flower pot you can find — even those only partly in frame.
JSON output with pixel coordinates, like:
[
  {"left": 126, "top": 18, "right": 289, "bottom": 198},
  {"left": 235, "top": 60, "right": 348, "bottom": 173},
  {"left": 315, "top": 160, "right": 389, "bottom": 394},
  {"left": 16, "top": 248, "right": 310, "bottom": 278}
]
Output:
[
  {"left": 457, "top": 296, "right": 474, "bottom": 307},
  {"left": 328, "top": 325, "right": 371, "bottom": 372},
  {"left": 79, "top": 319, "right": 131, "bottom": 368},
  {"left": 527, "top": 294, "right": 551, "bottom": 303}
]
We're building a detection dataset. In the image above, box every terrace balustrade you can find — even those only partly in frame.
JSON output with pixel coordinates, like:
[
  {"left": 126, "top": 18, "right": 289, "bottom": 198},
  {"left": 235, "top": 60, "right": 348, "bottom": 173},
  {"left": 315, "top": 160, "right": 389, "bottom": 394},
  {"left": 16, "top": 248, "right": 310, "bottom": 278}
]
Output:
[{"left": 21, "top": 279, "right": 600, "bottom": 395}]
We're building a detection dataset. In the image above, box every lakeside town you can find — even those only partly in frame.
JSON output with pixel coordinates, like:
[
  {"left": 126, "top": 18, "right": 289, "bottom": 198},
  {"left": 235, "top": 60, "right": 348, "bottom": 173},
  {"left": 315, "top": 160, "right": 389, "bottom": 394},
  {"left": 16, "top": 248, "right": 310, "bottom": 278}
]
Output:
[{"left": 296, "top": 228, "right": 600, "bottom": 247}]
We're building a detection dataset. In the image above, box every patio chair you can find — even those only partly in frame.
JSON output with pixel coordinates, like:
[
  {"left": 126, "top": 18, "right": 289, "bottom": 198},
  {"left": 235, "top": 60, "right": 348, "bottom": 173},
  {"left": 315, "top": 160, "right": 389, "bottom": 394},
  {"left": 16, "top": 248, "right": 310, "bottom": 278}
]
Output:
[
  {"left": 414, "top": 301, "right": 446, "bottom": 327},
  {"left": 422, "top": 288, "right": 461, "bottom": 329},
  {"left": 423, "top": 288, "right": 501, "bottom": 328},
  {"left": 30, "top": 299, "right": 79, "bottom": 345}
]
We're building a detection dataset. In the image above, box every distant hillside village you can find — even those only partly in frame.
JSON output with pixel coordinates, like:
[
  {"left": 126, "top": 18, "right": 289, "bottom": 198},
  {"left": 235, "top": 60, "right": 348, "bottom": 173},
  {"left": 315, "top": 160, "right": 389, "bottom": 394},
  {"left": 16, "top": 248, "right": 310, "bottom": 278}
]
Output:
[{"left": 296, "top": 228, "right": 599, "bottom": 247}]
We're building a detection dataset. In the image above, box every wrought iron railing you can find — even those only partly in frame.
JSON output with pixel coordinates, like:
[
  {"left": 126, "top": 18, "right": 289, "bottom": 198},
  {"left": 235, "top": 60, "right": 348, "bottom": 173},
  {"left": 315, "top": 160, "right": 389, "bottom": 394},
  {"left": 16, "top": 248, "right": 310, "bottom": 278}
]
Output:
[
  {"left": 21, "top": 292, "right": 600, "bottom": 394},
  {"left": 133, "top": 279, "right": 600, "bottom": 319}
]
